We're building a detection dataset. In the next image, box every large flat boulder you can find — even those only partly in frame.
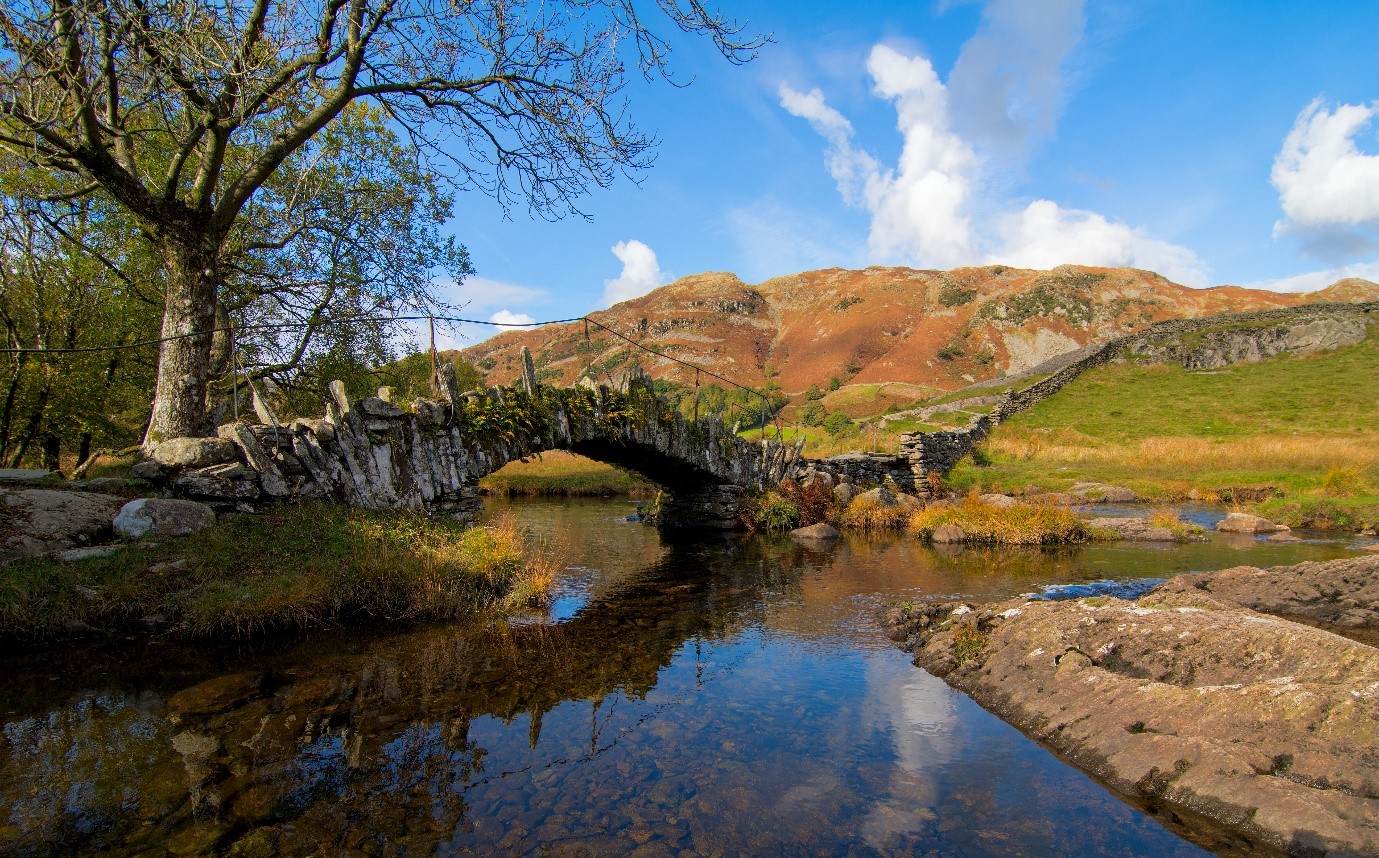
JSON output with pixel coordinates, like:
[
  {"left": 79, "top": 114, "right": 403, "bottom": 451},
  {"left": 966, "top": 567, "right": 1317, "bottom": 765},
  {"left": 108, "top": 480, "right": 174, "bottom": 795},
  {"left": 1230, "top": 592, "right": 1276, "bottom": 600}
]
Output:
[
  {"left": 113, "top": 498, "right": 216, "bottom": 540},
  {"left": 891, "top": 555, "right": 1379, "bottom": 857},
  {"left": 1, "top": 488, "right": 126, "bottom": 561}
]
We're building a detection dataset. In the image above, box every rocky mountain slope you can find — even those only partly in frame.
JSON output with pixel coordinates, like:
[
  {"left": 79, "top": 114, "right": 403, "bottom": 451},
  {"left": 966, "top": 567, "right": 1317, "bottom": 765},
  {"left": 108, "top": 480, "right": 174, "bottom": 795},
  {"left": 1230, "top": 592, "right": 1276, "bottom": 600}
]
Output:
[{"left": 458, "top": 266, "right": 1378, "bottom": 401}]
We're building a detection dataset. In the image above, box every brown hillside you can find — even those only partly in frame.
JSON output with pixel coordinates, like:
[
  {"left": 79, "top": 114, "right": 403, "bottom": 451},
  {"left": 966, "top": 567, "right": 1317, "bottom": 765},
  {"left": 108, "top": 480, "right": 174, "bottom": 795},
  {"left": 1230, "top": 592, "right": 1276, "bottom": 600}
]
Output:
[{"left": 456, "top": 266, "right": 1376, "bottom": 398}]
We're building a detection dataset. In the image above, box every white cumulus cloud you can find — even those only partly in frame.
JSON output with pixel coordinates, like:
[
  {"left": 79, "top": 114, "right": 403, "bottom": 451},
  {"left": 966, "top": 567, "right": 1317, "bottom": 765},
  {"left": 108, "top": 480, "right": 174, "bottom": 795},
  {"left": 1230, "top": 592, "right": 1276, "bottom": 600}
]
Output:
[
  {"left": 992, "top": 200, "right": 1211, "bottom": 286},
  {"left": 1271, "top": 98, "right": 1379, "bottom": 258},
  {"left": 489, "top": 309, "right": 536, "bottom": 326},
  {"left": 601, "top": 240, "right": 669, "bottom": 307},
  {"left": 779, "top": 26, "right": 1208, "bottom": 284}
]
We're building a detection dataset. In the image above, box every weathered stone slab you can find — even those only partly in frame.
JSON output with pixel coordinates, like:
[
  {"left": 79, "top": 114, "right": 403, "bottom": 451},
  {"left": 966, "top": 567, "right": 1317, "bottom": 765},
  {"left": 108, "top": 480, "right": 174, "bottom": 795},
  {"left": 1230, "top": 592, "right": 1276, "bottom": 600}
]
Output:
[
  {"left": 0, "top": 469, "right": 51, "bottom": 482},
  {"left": 152, "top": 437, "right": 239, "bottom": 469},
  {"left": 174, "top": 463, "right": 261, "bottom": 501},
  {"left": 218, "top": 423, "right": 289, "bottom": 497}
]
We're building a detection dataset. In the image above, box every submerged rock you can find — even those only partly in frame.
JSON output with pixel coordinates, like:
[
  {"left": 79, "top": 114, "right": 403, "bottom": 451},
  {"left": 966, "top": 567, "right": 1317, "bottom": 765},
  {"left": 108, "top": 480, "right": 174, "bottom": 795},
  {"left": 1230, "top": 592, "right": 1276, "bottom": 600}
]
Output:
[
  {"left": 789, "top": 522, "right": 839, "bottom": 542},
  {"left": 1216, "top": 512, "right": 1286, "bottom": 534},
  {"left": 1084, "top": 516, "right": 1195, "bottom": 542},
  {"left": 168, "top": 673, "right": 263, "bottom": 716},
  {"left": 890, "top": 555, "right": 1379, "bottom": 857}
]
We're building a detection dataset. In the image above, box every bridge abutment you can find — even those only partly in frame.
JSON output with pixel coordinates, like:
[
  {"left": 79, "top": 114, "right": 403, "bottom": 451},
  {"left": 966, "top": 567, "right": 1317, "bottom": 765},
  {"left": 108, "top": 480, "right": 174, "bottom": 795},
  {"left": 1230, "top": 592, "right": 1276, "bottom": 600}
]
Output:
[{"left": 653, "top": 484, "right": 743, "bottom": 531}]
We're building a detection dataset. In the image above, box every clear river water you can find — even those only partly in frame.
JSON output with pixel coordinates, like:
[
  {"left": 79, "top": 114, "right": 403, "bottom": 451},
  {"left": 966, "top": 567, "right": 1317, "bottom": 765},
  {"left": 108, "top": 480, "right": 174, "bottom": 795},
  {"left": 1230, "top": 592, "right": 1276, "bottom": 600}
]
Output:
[{"left": 1, "top": 498, "right": 1371, "bottom": 857}]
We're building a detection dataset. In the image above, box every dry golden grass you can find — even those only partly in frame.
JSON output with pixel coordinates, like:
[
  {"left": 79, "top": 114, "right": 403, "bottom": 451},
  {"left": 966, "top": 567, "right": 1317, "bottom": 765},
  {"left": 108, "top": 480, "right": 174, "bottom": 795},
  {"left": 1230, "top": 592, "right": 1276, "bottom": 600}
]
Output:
[
  {"left": 838, "top": 495, "right": 911, "bottom": 531},
  {"left": 986, "top": 430, "right": 1379, "bottom": 476},
  {"left": 908, "top": 492, "right": 1089, "bottom": 545}
]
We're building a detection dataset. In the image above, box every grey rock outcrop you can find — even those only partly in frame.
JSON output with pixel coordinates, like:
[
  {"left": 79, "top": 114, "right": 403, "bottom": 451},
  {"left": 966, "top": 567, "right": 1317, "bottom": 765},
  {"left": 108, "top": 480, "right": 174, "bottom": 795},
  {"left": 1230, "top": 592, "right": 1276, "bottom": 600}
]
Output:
[
  {"left": 891, "top": 554, "right": 1379, "bottom": 857},
  {"left": 1, "top": 488, "right": 126, "bottom": 560}
]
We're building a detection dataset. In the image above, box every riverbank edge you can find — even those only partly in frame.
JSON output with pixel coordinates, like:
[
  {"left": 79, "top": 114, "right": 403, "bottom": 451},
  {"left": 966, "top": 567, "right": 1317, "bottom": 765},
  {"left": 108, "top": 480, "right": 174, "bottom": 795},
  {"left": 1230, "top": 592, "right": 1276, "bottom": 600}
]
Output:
[
  {"left": 0, "top": 501, "right": 555, "bottom": 646},
  {"left": 885, "top": 554, "right": 1379, "bottom": 858}
]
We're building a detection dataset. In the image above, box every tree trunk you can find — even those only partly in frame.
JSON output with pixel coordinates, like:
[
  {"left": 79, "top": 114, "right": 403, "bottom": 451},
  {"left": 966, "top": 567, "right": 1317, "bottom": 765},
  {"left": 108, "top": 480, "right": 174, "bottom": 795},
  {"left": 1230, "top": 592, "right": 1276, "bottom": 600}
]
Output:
[
  {"left": 142, "top": 239, "right": 221, "bottom": 448},
  {"left": 40, "top": 433, "right": 60, "bottom": 473}
]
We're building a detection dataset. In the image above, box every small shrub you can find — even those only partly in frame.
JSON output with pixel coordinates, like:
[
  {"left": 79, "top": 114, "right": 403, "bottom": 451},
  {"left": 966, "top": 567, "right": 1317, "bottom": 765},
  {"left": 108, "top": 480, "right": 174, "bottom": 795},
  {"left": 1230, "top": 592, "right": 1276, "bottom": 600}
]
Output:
[
  {"left": 739, "top": 490, "right": 799, "bottom": 533},
  {"left": 805, "top": 384, "right": 825, "bottom": 401},
  {"left": 1321, "top": 466, "right": 1365, "bottom": 497},
  {"left": 835, "top": 295, "right": 864, "bottom": 311},
  {"left": 938, "top": 283, "right": 976, "bottom": 307},
  {"left": 778, "top": 479, "right": 835, "bottom": 527},
  {"left": 800, "top": 401, "right": 826, "bottom": 427},
  {"left": 953, "top": 622, "right": 987, "bottom": 665},
  {"left": 823, "top": 410, "right": 854, "bottom": 436},
  {"left": 827, "top": 377, "right": 842, "bottom": 391}
]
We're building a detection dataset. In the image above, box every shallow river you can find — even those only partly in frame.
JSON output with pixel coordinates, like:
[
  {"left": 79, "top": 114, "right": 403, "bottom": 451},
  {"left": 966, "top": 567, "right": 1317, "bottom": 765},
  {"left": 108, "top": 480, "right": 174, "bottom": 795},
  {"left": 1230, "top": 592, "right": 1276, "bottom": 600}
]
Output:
[{"left": 1, "top": 499, "right": 1370, "bottom": 857}]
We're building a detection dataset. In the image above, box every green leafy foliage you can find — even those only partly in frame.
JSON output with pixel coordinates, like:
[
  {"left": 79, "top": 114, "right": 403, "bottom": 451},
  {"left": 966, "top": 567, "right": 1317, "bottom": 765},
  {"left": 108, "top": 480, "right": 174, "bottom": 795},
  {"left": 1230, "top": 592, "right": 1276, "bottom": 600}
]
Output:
[
  {"left": 800, "top": 401, "right": 826, "bottom": 426},
  {"left": 739, "top": 490, "right": 799, "bottom": 533},
  {"left": 823, "top": 410, "right": 854, "bottom": 436}
]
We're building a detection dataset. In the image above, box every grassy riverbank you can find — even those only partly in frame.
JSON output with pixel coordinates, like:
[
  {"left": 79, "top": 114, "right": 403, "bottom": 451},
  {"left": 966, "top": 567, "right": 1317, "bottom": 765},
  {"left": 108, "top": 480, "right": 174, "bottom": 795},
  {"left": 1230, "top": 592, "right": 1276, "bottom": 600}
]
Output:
[
  {"left": 480, "top": 450, "right": 655, "bottom": 496},
  {"left": 949, "top": 332, "right": 1379, "bottom": 530},
  {"left": 0, "top": 504, "right": 554, "bottom": 641}
]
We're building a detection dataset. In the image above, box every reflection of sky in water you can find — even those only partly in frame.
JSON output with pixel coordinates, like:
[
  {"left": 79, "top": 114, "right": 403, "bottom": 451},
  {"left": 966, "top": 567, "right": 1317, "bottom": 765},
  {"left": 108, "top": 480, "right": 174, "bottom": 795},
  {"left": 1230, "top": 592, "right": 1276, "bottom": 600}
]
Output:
[{"left": 2, "top": 497, "right": 1363, "bottom": 856}]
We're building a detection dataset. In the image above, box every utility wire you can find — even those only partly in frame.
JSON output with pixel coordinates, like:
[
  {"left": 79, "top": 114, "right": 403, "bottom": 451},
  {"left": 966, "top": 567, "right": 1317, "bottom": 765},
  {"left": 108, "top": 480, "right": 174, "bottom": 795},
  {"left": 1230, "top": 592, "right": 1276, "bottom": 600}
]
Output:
[{"left": 0, "top": 311, "right": 776, "bottom": 415}]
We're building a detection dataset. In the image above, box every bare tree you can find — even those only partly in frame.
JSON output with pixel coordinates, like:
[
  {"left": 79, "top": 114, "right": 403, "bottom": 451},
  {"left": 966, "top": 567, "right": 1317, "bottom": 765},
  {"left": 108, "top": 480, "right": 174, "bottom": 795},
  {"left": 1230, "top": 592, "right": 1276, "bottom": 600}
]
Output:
[{"left": 0, "top": 0, "right": 765, "bottom": 447}]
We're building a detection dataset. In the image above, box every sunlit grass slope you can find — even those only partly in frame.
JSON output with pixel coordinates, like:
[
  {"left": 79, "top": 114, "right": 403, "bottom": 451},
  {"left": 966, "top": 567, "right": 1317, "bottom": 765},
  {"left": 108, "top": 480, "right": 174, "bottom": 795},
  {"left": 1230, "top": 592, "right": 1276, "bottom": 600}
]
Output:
[{"left": 950, "top": 327, "right": 1379, "bottom": 529}]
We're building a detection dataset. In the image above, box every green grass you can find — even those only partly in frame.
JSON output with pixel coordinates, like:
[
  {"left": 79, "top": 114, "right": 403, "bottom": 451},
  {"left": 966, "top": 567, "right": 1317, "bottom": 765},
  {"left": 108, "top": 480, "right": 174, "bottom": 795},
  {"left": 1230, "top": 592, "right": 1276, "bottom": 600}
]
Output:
[
  {"left": 1000, "top": 331, "right": 1378, "bottom": 442},
  {"left": 948, "top": 328, "right": 1379, "bottom": 529},
  {"left": 0, "top": 504, "right": 554, "bottom": 641},
  {"left": 480, "top": 450, "right": 655, "bottom": 496}
]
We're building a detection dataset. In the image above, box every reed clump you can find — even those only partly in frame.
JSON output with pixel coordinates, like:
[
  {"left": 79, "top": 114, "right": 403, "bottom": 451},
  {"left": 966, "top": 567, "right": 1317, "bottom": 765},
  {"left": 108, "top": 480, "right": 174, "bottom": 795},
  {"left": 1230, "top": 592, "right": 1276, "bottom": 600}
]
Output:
[
  {"left": 839, "top": 495, "right": 911, "bottom": 531},
  {"left": 909, "top": 493, "right": 1090, "bottom": 545}
]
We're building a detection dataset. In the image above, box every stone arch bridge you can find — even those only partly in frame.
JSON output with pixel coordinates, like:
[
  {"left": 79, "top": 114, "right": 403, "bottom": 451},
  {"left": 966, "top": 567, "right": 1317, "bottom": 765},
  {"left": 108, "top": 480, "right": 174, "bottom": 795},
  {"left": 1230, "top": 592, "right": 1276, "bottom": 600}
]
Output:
[{"left": 159, "top": 369, "right": 824, "bottom": 529}]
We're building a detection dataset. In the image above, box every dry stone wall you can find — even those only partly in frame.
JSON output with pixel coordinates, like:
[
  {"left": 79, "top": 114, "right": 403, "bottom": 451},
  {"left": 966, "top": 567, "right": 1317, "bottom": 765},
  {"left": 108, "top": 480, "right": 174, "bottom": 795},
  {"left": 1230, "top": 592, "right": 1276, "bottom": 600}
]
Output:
[{"left": 893, "top": 301, "right": 1378, "bottom": 489}]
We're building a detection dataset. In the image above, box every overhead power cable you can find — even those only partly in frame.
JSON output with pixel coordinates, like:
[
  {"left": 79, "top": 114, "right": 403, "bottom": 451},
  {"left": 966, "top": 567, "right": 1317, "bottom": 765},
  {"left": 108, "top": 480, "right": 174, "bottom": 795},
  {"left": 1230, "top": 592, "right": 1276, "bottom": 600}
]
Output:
[{"left": 0, "top": 311, "right": 776, "bottom": 416}]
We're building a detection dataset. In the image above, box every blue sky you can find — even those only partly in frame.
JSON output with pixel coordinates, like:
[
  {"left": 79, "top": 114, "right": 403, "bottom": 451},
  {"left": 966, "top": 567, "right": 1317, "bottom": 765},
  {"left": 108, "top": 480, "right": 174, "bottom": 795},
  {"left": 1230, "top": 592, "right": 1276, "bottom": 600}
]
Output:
[{"left": 430, "top": 0, "right": 1379, "bottom": 348}]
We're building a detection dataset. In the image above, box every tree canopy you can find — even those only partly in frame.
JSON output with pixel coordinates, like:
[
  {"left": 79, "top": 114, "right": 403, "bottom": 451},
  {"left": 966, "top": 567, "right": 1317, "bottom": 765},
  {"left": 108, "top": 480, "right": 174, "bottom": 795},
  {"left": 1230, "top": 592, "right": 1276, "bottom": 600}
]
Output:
[{"left": 0, "top": 0, "right": 765, "bottom": 447}]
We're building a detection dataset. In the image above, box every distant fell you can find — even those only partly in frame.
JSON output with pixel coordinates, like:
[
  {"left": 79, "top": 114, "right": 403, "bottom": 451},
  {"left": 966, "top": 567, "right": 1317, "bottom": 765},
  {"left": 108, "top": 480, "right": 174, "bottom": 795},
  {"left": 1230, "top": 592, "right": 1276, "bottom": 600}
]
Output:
[{"left": 458, "top": 265, "right": 1379, "bottom": 397}]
